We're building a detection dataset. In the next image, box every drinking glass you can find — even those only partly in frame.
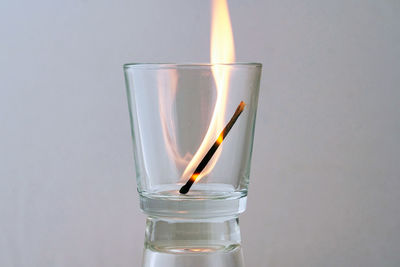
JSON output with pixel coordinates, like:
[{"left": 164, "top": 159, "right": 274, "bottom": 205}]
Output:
[{"left": 124, "top": 63, "right": 261, "bottom": 266}]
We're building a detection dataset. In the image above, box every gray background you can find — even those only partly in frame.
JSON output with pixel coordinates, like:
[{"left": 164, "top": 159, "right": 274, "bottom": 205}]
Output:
[{"left": 1, "top": 0, "right": 399, "bottom": 266}]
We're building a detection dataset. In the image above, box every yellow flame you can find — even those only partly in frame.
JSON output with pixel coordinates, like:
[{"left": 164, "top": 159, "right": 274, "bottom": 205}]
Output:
[
  {"left": 210, "top": 0, "right": 235, "bottom": 64},
  {"left": 180, "top": 0, "right": 235, "bottom": 183}
]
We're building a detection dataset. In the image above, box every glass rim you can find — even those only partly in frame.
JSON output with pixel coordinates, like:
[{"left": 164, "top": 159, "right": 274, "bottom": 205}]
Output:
[{"left": 123, "top": 62, "right": 262, "bottom": 69}]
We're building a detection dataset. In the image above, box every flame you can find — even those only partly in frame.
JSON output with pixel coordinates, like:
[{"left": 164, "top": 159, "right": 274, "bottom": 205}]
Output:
[
  {"left": 180, "top": 0, "right": 235, "bottom": 183},
  {"left": 210, "top": 0, "right": 235, "bottom": 65}
]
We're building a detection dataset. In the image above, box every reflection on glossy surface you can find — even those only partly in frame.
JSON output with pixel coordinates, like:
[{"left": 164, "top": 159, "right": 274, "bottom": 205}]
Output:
[
  {"left": 142, "top": 216, "right": 244, "bottom": 267},
  {"left": 142, "top": 244, "right": 244, "bottom": 267}
]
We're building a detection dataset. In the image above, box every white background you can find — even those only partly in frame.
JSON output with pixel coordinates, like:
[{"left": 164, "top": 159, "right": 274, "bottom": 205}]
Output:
[{"left": 1, "top": 0, "right": 400, "bottom": 266}]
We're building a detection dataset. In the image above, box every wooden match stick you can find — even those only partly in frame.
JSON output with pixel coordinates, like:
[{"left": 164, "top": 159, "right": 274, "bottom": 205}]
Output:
[{"left": 179, "top": 101, "right": 246, "bottom": 194}]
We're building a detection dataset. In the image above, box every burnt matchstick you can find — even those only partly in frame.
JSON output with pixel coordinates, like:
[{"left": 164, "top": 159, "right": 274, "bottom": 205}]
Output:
[{"left": 179, "top": 101, "right": 246, "bottom": 194}]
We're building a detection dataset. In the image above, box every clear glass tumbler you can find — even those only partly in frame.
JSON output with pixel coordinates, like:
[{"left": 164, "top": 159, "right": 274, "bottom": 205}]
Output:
[{"left": 124, "top": 63, "right": 261, "bottom": 266}]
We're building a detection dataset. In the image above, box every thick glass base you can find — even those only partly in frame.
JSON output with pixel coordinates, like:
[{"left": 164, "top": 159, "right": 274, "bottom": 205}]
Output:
[
  {"left": 139, "top": 183, "right": 247, "bottom": 219},
  {"left": 142, "top": 216, "right": 244, "bottom": 267}
]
